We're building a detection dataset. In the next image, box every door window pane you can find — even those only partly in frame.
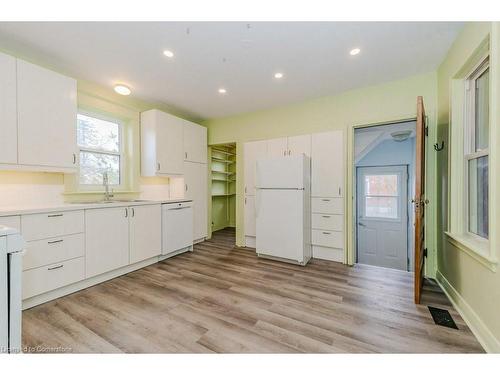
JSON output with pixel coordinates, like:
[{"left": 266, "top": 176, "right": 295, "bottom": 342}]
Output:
[
  {"left": 365, "top": 196, "right": 398, "bottom": 219},
  {"left": 474, "top": 68, "right": 489, "bottom": 152},
  {"left": 468, "top": 156, "right": 488, "bottom": 238},
  {"left": 79, "top": 151, "right": 120, "bottom": 185},
  {"left": 77, "top": 114, "right": 120, "bottom": 153},
  {"left": 364, "top": 175, "right": 398, "bottom": 196}
]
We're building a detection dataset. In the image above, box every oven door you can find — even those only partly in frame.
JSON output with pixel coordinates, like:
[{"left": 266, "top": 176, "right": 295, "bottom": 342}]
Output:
[{"left": 8, "top": 250, "right": 23, "bottom": 353}]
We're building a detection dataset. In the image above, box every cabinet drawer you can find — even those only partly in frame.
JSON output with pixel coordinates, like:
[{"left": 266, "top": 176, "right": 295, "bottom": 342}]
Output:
[
  {"left": 312, "top": 229, "right": 344, "bottom": 249},
  {"left": 23, "top": 233, "right": 84, "bottom": 271},
  {"left": 21, "top": 210, "right": 84, "bottom": 241},
  {"left": 311, "top": 198, "right": 343, "bottom": 214},
  {"left": 23, "top": 257, "right": 85, "bottom": 299},
  {"left": 312, "top": 214, "right": 343, "bottom": 231}
]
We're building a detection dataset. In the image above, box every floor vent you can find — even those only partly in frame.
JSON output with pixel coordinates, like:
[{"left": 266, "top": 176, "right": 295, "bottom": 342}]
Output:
[{"left": 428, "top": 306, "right": 458, "bottom": 329}]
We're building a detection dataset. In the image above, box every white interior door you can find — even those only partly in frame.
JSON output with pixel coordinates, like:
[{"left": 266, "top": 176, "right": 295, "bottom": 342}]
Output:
[
  {"left": 356, "top": 166, "right": 408, "bottom": 270},
  {"left": 244, "top": 195, "right": 256, "bottom": 237},
  {"left": 244, "top": 140, "right": 268, "bottom": 196}
]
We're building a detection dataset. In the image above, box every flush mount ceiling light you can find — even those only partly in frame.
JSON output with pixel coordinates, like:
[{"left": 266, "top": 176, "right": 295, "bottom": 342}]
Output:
[
  {"left": 163, "top": 50, "right": 174, "bottom": 58},
  {"left": 274, "top": 72, "right": 284, "bottom": 79},
  {"left": 350, "top": 48, "right": 361, "bottom": 56},
  {"left": 114, "top": 84, "right": 131, "bottom": 96},
  {"left": 218, "top": 88, "right": 227, "bottom": 94},
  {"left": 390, "top": 130, "right": 412, "bottom": 142}
]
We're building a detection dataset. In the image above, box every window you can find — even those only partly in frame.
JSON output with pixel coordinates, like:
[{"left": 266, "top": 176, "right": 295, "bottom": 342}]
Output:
[
  {"left": 77, "top": 113, "right": 122, "bottom": 186},
  {"left": 465, "top": 58, "right": 489, "bottom": 239},
  {"left": 364, "top": 174, "right": 399, "bottom": 219}
]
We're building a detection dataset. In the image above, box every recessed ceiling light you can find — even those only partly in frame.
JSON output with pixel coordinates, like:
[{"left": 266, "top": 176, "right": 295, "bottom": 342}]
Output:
[
  {"left": 163, "top": 50, "right": 174, "bottom": 58},
  {"left": 218, "top": 88, "right": 227, "bottom": 94},
  {"left": 114, "top": 84, "right": 131, "bottom": 96},
  {"left": 350, "top": 48, "right": 361, "bottom": 56},
  {"left": 274, "top": 72, "right": 284, "bottom": 79}
]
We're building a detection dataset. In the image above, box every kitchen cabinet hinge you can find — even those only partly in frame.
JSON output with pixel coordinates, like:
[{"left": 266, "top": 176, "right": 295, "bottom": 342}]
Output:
[
  {"left": 425, "top": 126, "right": 429, "bottom": 136},
  {"left": 423, "top": 248, "right": 428, "bottom": 258}
]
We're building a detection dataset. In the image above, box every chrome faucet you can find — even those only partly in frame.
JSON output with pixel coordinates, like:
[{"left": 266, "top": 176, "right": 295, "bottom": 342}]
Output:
[{"left": 103, "top": 171, "right": 114, "bottom": 201}]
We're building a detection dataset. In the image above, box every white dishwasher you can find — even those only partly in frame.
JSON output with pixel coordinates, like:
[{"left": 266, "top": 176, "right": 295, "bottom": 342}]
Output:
[{"left": 162, "top": 201, "right": 193, "bottom": 258}]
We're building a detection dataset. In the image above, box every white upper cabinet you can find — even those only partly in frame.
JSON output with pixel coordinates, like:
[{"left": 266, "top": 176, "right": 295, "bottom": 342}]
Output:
[
  {"left": 184, "top": 161, "right": 208, "bottom": 241},
  {"left": 0, "top": 52, "right": 17, "bottom": 165},
  {"left": 244, "top": 140, "right": 268, "bottom": 196},
  {"left": 267, "top": 137, "right": 288, "bottom": 157},
  {"left": 129, "top": 204, "right": 162, "bottom": 264},
  {"left": 141, "top": 109, "right": 184, "bottom": 176},
  {"left": 287, "top": 134, "right": 311, "bottom": 157},
  {"left": 17, "top": 59, "right": 77, "bottom": 170},
  {"left": 183, "top": 121, "right": 207, "bottom": 164},
  {"left": 311, "top": 130, "right": 344, "bottom": 197}
]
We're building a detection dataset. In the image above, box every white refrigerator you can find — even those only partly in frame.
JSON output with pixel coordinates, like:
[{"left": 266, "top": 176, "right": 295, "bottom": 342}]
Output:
[{"left": 255, "top": 154, "right": 311, "bottom": 265}]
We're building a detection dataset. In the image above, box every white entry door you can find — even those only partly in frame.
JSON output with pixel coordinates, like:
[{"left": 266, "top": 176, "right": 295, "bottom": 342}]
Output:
[{"left": 356, "top": 165, "right": 408, "bottom": 270}]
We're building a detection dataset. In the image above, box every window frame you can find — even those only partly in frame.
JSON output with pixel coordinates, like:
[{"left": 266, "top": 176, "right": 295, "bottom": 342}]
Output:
[
  {"left": 76, "top": 110, "right": 125, "bottom": 191},
  {"left": 463, "top": 56, "right": 490, "bottom": 243},
  {"left": 363, "top": 173, "right": 401, "bottom": 221}
]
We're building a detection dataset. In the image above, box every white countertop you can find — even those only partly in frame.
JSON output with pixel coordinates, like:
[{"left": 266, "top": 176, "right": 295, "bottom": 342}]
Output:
[
  {"left": 0, "top": 225, "right": 19, "bottom": 236},
  {"left": 0, "top": 199, "right": 192, "bottom": 217}
]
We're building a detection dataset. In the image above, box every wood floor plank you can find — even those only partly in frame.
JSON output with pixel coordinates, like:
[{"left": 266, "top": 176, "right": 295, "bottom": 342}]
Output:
[{"left": 22, "top": 228, "right": 484, "bottom": 353}]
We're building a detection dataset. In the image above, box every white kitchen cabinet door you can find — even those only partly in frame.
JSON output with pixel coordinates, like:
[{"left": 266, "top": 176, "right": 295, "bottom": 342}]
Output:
[
  {"left": 129, "top": 204, "right": 162, "bottom": 264},
  {"left": 183, "top": 121, "right": 207, "bottom": 164},
  {"left": 0, "top": 53, "right": 17, "bottom": 164},
  {"left": 267, "top": 137, "right": 288, "bottom": 157},
  {"left": 184, "top": 161, "right": 208, "bottom": 241},
  {"left": 244, "top": 195, "right": 256, "bottom": 237},
  {"left": 243, "top": 140, "right": 268, "bottom": 196},
  {"left": 288, "top": 134, "right": 311, "bottom": 157},
  {"left": 141, "top": 109, "right": 184, "bottom": 176},
  {"left": 85, "top": 207, "right": 130, "bottom": 278},
  {"left": 17, "top": 60, "right": 77, "bottom": 170},
  {"left": 311, "top": 130, "right": 344, "bottom": 197}
]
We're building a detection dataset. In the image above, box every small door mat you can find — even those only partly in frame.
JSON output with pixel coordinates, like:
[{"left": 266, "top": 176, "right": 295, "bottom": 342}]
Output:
[{"left": 428, "top": 306, "right": 458, "bottom": 329}]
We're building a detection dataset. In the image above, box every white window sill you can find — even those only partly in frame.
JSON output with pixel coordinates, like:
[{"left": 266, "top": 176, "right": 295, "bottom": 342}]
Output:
[
  {"left": 445, "top": 231, "right": 497, "bottom": 272},
  {"left": 63, "top": 190, "right": 141, "bottom": 196}
]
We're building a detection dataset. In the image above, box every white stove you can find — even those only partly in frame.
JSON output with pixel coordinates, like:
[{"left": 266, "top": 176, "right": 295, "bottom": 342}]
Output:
[{"left": 0, "top": 225, "right": 25, "bottom": 354}]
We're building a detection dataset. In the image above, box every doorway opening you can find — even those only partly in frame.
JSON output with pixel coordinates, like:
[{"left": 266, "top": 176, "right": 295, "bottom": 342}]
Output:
[
  {"left": 354, "top": 121, "right": 416, "bottom": 271},
  {"left": 209, "top": 143, "right": 236, "bottom": 244}
]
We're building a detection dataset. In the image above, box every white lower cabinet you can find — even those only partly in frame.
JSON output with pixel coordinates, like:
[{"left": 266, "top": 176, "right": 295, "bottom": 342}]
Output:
[
  {"left": 129, "top": 204, "right": 162, "bottom": 264},
  {"left": 85, "top": 207, "right": 130, "bottom": 278},
  {"left": 23, "top": 257, "right": 85, "bottom": 300},
  {"left": 23, "top": 233, "right": 85, "bottom": 271}
]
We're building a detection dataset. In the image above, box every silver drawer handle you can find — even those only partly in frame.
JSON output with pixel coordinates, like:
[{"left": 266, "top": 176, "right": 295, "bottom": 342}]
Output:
[
  {"left": 322, "top": 232, "right": 331, "bottom": 235},
  {"left": 48, "top": 239, "right": 64, "bottom": 245},
  {"left": 322, "top": 215, "right": 331, "bottom": 218},
  {"left": 321, "top": 199, "right": 330, "bottom": 202},
  {"left": 48, "top": 213, "right": 63, "bottom": 218},
  {"left": 48, "top": 264, "right": 64, "bottom": 271},
  {"left": 169, "top": 207, "right": 190, "bottom": 210}
]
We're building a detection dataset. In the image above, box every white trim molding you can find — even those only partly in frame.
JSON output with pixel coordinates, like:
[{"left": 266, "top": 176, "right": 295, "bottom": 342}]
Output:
[{"left": 436, "top": 270, "right": 500, "bottom": 353}]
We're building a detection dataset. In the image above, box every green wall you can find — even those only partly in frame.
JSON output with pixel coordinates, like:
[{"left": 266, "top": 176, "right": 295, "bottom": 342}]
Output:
[
  {"left": 204, "top": 71, "right": 439, "bottom": 277},
  {"left": 436, "top": 22, "right": 500, "bottom": 352}
]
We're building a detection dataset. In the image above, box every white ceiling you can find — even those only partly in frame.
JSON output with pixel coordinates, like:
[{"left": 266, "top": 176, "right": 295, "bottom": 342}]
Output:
[{"left": 0, "top": 22, "right": 463, "bottom": 120}]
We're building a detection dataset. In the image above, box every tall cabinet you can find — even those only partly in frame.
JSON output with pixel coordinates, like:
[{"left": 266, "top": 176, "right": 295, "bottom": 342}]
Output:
[
  {"left": 243, "top": 131, "right": 345, "bottom": 262},
  {"left": 141, "top": 109, "right": 208, "bottom": 243}
]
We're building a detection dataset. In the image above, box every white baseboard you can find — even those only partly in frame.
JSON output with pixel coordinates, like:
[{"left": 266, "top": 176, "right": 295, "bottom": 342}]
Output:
[{"left": 436, "top": 270, "right": 500, "bottom": 353}]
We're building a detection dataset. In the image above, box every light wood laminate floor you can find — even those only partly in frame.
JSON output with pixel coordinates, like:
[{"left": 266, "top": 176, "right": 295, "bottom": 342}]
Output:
[{"left": 22, "top": 228, "right": 483, "bottom": 353}]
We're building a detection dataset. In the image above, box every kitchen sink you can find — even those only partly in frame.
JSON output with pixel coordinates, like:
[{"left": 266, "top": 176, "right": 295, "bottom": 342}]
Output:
[{"left": 70, "top": 199, "right": 151, "bottom": 204}]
